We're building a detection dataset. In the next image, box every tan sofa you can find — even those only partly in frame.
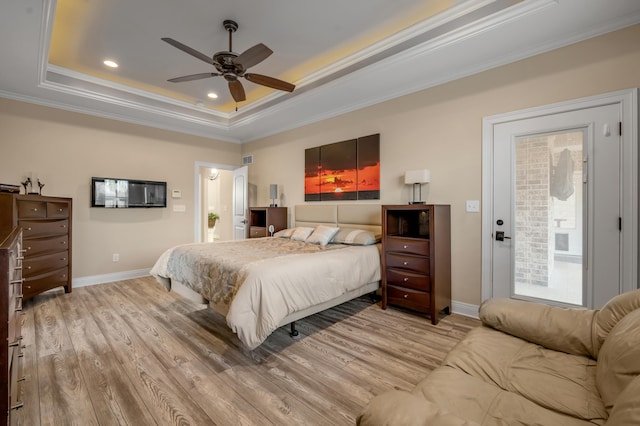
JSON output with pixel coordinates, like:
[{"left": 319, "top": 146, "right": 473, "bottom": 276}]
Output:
[{"left": 357, "top": 289, "right": 640, "bottom": 426}]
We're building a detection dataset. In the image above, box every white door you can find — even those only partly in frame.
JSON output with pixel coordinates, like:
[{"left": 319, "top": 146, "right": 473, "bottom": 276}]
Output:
[
  {"left": 489, "top": 104, "right": 622, "bottom": 308},
  {"left": 232, "top": 166, "right": 249, "bottom": 240}
]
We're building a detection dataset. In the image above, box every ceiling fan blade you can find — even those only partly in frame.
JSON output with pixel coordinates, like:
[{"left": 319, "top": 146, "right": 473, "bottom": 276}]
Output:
[
  {"left": 245, "top": 73, "right": 295, "bottom": 92},
  {"left": 161, "top": 37, "right": 213, "bottom": 65},
  {"left": 234, "top": 43, "right": 273, "bottom": 69},
  {"left": 167, "top": 73, "right": 219, "bottom": 83},
  {"left": 229, "top": 80, "right": 246, "bottom": 102}
]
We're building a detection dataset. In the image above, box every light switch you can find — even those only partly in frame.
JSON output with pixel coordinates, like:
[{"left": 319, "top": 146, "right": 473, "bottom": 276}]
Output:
[
  {"left": 173, "top": 204, "right": 186, "bottom": 212},
  {"left": 466, "top": 200, "right": 480, "bottom": 213}
]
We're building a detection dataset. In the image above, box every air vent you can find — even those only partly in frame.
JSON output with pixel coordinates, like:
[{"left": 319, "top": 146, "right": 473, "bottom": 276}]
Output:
[{"left": 242, "top": 154, "right": 253, "bottom": 165}]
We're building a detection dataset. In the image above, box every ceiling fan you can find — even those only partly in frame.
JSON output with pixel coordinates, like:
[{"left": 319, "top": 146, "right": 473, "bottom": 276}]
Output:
[{"left": 162, "top": 19, "right": 295, "bottom": 103}]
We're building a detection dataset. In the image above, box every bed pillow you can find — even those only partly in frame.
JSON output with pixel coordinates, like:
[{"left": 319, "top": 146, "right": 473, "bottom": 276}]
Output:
[
  {"left": 273, "top": 228, "right": 295, "bottom": 238},
  {"left": 291, "top": 227, "right": 315, "bottom": 242},
  {"left": 331, "top": 228, "right": 379, "bottom": 245},
  {"left": 306, "top": 225, "right": 340, "bottom": 246}
]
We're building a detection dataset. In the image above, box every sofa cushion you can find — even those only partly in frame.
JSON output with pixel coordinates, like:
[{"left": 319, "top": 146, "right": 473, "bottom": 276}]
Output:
[
  {"left": 605, "top": 375, "right": 640, "bottom": 425},
  {"left": 592, "top": 289, "right": 640, "bottom": 357},
  {"left": 596, "top": 308, "right": 640, "bottom": 413},
  {"left": 414, "top": 367, "right": 599, "bottom": 426},
  {"left": 442, "top": 327, "right": 607, "bottom": 422}
]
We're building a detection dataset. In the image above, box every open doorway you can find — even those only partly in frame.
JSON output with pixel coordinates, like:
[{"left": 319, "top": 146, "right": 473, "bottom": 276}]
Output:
[{"left": 194, "top": 161, "right": 235, "bottom": 243}]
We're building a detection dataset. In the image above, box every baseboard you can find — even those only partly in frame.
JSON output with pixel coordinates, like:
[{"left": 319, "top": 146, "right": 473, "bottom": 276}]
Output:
[
  {"left": 73, "top": 268, "right": 151, "bottom": 287},
  {"left": 451, "top": 300, "right": 480, "bottom": 319}
]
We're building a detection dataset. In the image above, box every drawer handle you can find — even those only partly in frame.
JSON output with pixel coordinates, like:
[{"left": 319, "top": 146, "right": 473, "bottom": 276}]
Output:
[
  {"left": 61, "top": 225, "right": 66, "bottom": 228},
  {"left": 403, "top": 261, "right": 408, "bottom": 265},
  {"left": 403, "top": 277, "right": 409, "bottom": 282},
  {"left": 32, "top": 208, "right": 38, "bottom": 212},
  {"left": 61, "top": 258, "right": 66, "bottom": 261},
  {"left": 61, "top": 275, "right": 67, "bottom": 279},
  {"left": 58, "top": 208, "right": 63, "bottom": 212},
  {"left": 403, "top": 294, "right": 408, "bottom": 298},
  {"left": 11, "top": 401, "right": 24, "bottom": 410},
  {"left": 27, "top": 266, "right": 31, "bottom": 270},
  {"left": 403, "top": 245, "right": 408, "bottom": 249},
  {"left": 26, "top": 227, "right": 32, "bottom": 231},
  {"left": 61, "top": 241, "right": 67, "bottom": 245},
  {"left": 25, "top": 247, "right": 31, "bottom": 251},
  {"left": 8, "top": 337, "right": 23, "bottom": 347}
]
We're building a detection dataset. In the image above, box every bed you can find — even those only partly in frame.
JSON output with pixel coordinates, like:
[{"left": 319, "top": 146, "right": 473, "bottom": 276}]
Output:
[{"left": 150, "top": 204, "right": 382, "bottom": 349}]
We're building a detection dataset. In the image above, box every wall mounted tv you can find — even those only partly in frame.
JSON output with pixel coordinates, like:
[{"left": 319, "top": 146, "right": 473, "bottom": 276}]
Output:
[{"left": 91, "top": 177, "right": 167, "bottom": 208}]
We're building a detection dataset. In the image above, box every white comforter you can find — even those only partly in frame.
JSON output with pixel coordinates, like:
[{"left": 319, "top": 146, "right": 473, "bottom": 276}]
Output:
[{"left": 150, "top": 238, "right": 380, "bottom": 349}]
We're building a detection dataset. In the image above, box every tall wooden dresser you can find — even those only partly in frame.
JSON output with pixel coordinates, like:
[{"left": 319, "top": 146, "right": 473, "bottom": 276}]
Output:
[
  {"left": 1, "top": 228, "right": 25, "bottom": 424},
  {"left": 381, "top": 204, "right": 451, "bottom": 324},
  {"left": 0, "top": 194, "right": 72, "bottom": 300}
]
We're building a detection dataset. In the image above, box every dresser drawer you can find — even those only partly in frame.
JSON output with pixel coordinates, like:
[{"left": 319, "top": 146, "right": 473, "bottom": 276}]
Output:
[
  {"left": 23, "top": 267, "right": 69, "bottom": 300},
  {"left": 23, "top": 235, "right": 69, "bottom": 256},
  {"left": 249, "top": 226, "right": 266, "bottom": 238},
  {"left": 387, "top": 268, "right": 430, "bottom": 292},
  {"left": 23, "top": 251, "right": 69, "bottom": 277},
  {"left": 47, "top": 202, "right": 70, "bottom": 218},
  {"left": 386, "top": 253, "right": 429, "bottom": 273},
  {"left": 20, "top": 219, "right": 69, "bottom": 238},
  {"left": 17, "top": 200, "right": 47, "bottom": 219},
  {"left": 386, "top": 237, "right": 429, "bottom": 256},
  {"left": 386, "top": 285, "right": 430, "bottom": 313}
]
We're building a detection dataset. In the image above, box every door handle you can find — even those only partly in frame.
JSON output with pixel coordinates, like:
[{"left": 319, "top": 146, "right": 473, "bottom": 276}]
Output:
[{"left": 495, "top": 231, "right": 511, "bottom": 241}]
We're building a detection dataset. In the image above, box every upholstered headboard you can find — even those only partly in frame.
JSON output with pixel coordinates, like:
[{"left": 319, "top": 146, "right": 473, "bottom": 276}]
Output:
[{"left": 294, "top": 204, "right": 382, "bottom": 235}]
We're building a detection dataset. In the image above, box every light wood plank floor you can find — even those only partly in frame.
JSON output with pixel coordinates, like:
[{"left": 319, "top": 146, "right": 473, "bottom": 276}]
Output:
[{"left": 14, "top": 277, "right": 480, "bottom": 426}]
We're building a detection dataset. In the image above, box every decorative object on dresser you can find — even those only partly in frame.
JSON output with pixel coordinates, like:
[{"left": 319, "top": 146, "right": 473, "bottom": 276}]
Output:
[
  {"left": 248, "top": 207, "right": 287, "bottom": 238},
  {"left": 1, "top": 228, "right": 25, "bottom": 424},
  {"left": 404, "top": 169, "right": 430, "bottom": 204},
  {"left": 381, "top": 204, "right": 451, "bottom": 324},
  {"left": 0, "top": 194, "right": 72, "bottom": 300},
  {"left": 0, "top": 185, "right": 19, "bottom": 195}
]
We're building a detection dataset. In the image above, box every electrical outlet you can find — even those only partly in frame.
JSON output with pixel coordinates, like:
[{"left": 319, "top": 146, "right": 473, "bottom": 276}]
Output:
[{"left": 112, "top": 253, "right": 119, "bottom": 262}]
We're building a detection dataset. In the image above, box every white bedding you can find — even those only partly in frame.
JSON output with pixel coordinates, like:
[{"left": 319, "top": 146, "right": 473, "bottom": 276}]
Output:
[{"left": 150, "top": 238, "right": 380, "bottom": 349}]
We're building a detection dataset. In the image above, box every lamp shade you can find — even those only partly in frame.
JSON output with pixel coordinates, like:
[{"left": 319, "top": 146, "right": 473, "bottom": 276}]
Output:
[
  {"left": 404, "top": 169, "right": 431, "bottom": 184},
  {"left": 269, "top": 184, "right": 278, "bottom": 199}
]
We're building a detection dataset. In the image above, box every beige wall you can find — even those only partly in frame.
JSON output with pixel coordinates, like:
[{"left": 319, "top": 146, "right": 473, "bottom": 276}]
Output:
[
  {"left": 0, "top": 99, "right": 241, "bottom": 278},
  {"left": 242, "top": 24, "right": 640, "bottom": 306}
]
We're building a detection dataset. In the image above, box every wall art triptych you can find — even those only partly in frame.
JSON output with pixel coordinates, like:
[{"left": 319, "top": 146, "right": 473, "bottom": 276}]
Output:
[{"left": 304, "top": 133, "right": 380, "bottom": 201}]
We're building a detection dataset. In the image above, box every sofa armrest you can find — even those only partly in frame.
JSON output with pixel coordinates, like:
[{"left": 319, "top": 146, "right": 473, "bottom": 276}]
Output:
[
  {"left": 479, "top": 298, "right": 597, "bottom": 358},
  {"left": 357, "top": 391, "right": 479, "bottom": 426}
]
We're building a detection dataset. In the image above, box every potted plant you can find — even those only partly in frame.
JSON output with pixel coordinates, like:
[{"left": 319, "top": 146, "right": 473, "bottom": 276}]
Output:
[{"left": 208, "top": 211, "right": 219, "bottom": 228}]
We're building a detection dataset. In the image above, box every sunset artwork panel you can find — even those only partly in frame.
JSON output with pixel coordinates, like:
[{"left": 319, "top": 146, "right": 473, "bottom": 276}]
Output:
[{"left": 305, "top": 134, "right": 380, "bottom": 201}]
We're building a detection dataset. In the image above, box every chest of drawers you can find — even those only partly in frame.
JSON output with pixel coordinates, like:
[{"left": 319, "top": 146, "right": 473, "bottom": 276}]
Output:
[
  {"left": 381, "top": 204, "right": 451, "bottom": 324},
  {"left": 1, "top": 228, "right": 25, "bottom": 424},
  {"left": 0, "top": 194, "right": 72, "bottom": 300}
]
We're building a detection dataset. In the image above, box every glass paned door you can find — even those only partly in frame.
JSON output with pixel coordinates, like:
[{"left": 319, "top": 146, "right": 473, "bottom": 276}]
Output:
[{"left": 513, "top": 130, "right": 584, "bottom": 305}]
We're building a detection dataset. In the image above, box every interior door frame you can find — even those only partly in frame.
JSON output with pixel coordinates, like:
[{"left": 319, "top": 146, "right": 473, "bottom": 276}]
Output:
[
  {"left": 193, "top": 161, "right": 237, "bottom": 243},
  {"left": 481, "top": 89, "right": 638, "bottom": 303}
]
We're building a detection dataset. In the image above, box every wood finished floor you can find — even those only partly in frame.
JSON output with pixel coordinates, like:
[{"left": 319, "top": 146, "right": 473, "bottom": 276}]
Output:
[{"left": 14, "top": 276, "right": 480, "bottom": 426}]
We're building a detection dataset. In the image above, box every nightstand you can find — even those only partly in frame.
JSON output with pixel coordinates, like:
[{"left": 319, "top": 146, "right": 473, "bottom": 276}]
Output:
[
  {"left": 381, "top": 204, "right": 451, "bottom": 324},
  {"left": 248, "top": 207, "right": 287, "bottom": 238}
]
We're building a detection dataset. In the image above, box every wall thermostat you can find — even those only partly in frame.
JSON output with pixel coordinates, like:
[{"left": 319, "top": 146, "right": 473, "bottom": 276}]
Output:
[{"left": 171, "top": 189, "right": 182, "bottom": 199}]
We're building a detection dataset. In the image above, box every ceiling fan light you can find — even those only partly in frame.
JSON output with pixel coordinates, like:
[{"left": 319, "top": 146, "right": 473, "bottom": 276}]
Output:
[
  {"left": 207, "top": 92, "right": 218, "bottom": 99},
  {"left": 103, "top": 59, "right": 118, "bottom": 68}
]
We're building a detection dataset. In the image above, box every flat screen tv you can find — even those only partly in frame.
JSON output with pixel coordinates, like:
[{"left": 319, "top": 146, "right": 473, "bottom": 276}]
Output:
[{"left": 91, "top": 177, "right": 167, "bottom": 208}]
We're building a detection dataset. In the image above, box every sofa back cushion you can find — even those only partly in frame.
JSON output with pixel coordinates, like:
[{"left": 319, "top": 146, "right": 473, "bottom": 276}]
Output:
[
  {"left": 596, "top": 308, "right": 640, "bottom": 413},
  {"left": 593, "top": 289, "right": 640, "bottom": 357}
]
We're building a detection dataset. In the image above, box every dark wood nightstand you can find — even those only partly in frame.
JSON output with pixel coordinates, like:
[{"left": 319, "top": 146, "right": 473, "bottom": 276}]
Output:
[
  {"left": 248, "top": 207, "right": 287, "bottom": 238},
  {"left": 381, "top": 204, "right": 451, "bottom": 324}
]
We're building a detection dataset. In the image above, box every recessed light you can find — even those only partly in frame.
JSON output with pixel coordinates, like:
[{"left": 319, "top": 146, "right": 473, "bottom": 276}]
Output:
[
  {"left": 103, "top": 60, "right": 118, "bottom": 68},
  {"left": 207, "top": 92, "right": 218, "bottom": 99}
]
